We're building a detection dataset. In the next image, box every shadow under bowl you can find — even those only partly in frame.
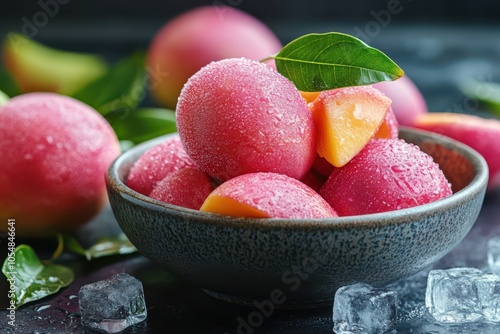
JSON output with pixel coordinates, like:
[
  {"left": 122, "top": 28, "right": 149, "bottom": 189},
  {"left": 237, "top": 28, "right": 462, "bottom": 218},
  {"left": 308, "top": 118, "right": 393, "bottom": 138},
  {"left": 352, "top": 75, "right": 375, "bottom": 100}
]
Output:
[{"left": 106, "top": 127, "right": 488, "bottom": 308}]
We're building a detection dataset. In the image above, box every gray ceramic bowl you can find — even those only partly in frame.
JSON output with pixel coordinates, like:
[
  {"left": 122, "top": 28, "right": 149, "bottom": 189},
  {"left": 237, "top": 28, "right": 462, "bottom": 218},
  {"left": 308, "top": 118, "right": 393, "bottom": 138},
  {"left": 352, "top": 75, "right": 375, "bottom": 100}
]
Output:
[{"left": 106, "top": 127, "right": 488, "bottom": 308}]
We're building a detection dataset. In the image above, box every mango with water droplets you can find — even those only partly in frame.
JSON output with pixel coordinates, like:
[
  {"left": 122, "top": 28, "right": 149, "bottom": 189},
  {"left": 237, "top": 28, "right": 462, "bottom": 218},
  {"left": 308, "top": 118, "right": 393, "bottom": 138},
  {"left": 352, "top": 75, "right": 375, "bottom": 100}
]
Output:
[
  {"left": 176, "top": 58, "right": 316, "bottom": 182},
  {"left": 413, "top": 112, "right": 500, "bottom": 190},
  {"left": 320, "top": 138, "right": 452, "bottom": 216},
  {"left": 201, "top": 172, "right": 337, "bottom": 218},
  {"left": 126, "top": 134, "right": 196, "bottom": 196},
  {"left": 0, "top": 93, "right": 120, "bottom": 236}
]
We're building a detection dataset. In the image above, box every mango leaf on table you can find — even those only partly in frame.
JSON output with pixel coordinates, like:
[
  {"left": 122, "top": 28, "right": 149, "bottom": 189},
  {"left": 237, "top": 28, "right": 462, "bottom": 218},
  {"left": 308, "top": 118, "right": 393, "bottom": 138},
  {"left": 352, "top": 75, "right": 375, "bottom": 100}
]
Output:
[
  {"left": 111, "top": 107, "right": 177, "bottom": 145},
  {"left": 459, "top": 79, "right": 500, "bottom": 117},
  {"left": 64, "top": 233, "right": 137, "bottom": 261},
  {"left": 272, "top": 32, "right": 404, "bottom": 92},
  {"left": 71, "top": 52, "right": 147, "bottom": 117},
  {"left": 2, "top": 245, "right": 74, "bottom": 309}
]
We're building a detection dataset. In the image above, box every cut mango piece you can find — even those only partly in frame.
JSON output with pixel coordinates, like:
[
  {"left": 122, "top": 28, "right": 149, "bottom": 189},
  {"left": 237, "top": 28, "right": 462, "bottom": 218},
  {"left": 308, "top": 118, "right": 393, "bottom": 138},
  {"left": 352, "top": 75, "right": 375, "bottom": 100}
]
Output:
[
  {"left": 200, "top": 172, "right": 338, "bottom": 218},
  {"left": 200, "top": 196, "right": 270, "bottom": 218},
  {"left": 310, "top": 86, "right": 391, "bottom": 167}
]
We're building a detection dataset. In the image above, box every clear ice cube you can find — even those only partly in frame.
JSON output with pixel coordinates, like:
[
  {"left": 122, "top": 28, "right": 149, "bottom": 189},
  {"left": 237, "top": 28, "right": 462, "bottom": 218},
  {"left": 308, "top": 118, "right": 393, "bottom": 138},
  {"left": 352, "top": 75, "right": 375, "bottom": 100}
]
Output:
[
  {"left": 78, "top": 273, "right": 147, "bottom": 333},
  {"left": 333, "top": 282, "right": 397, "bottom": 334},
  {"left": 488, "top": 237, "right": 500, "bottom": 276},
  {"left": 425, "top": 267, "right": 500, "bottom": 324}
]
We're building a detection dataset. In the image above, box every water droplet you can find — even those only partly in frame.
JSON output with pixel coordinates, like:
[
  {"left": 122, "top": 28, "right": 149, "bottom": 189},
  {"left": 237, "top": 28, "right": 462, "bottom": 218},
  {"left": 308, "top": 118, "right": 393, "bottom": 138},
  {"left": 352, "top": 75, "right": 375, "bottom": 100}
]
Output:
[{"left": 36, "top": 304, "right": 51, "bottom": 312}]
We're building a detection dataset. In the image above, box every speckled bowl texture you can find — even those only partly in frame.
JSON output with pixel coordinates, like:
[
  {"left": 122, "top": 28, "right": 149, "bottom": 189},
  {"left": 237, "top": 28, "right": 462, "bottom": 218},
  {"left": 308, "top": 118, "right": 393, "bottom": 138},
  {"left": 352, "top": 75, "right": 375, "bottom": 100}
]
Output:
[{"left": 106, "top": 127, "right": 488, "bottom": 308}]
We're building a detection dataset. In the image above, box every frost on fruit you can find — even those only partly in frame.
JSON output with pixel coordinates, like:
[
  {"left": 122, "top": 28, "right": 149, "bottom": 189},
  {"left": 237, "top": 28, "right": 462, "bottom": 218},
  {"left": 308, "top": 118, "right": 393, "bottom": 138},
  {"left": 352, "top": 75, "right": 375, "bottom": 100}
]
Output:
[
  {"left": 126, "top": 134, "right": 195, "bottom": 195},
  {"left": 200, "top": 172, "right": 338, "bottom": 218},
  {"left": 320, "top": 138, "right": 453, "bottom": 216},
  {"left": 176, "top": 58, "right": 316, "bottom": 182}
]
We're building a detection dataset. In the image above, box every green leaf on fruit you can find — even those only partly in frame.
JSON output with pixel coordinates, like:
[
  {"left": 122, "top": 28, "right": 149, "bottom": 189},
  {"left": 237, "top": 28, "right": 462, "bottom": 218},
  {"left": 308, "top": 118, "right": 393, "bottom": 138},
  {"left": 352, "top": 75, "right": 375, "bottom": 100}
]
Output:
[
  {"left": 111, "top": 107, "right": 177, "bottom": 144},
  {"left": 0, "top": 89, "right": 9, "bottom": 106},
  {"left": 459, "top": 79, "right": 500, "bottom": 116},
  {"left": 71, "top": 52, "right": 147, "bottom": 117},
  {"left": 2, "top": 245, "right": 74, "bottom": 309},
  {"left": 272, "top": 32, "right": 404, "bottom": 92},
  {"left": 64, "top": 234, "right": 137, "bottom": 261}
]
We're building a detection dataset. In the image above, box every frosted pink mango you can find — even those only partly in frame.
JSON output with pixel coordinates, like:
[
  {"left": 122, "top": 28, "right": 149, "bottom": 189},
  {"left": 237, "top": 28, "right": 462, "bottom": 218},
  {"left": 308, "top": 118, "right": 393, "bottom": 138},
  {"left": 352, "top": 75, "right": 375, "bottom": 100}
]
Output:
[
  {"left": 413, "top": 112, "right": 500, "bottom": 190},
  {"left": 320, "top": 138, "right": 452, "bottom": 216},
  {"left": 147, "top": 6, "right": 282, "bottom": 109},
  {"left": 0, "top": 93, "right": 120, "bottom": 236},
  {"left": 126, "top": 134, "right": 195, "bottom": 195},
  {"left": 176, "top": 58, "right": 316, "bottom": 182},
  {"left": 149, "top": 167, "right": 215, "bottom": 210},
  {"left": 201, "top": 172, "right": 338, "bottom": 219}
]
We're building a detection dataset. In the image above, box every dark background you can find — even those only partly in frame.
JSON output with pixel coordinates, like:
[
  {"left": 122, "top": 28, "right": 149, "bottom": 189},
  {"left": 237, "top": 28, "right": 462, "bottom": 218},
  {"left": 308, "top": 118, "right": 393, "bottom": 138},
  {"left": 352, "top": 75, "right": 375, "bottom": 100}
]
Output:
[
  {"left": 1, "top": 0, "right": 499, "bottom": 22},
  {"left": 2, "top": 0, "right": 500, "bottom": 114},
  {"left": 1, "top": 0, "right": 499, "bottom": 46},
  {"left": 1, "top": 0, "right": 499, "bottom": 55},
  {"left": 1, "top": 1, "right": 500, "bottom": 112}
]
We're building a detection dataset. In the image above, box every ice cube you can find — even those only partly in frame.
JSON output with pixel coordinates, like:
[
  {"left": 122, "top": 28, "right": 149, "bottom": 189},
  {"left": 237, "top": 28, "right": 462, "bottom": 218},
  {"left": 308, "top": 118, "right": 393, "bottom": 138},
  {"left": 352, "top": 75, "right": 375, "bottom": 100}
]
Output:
[
  {"left": 333, "top": 282, "right": 397, "bottom": 334},
  {"left": 78, "top": 273, "right": 147, "bottom": 333},
  {"left": 488, "top": 237, "right": 500, "bottom": 276},
  {"left": 475, "top": 273, "right": 500, "bottom": 323},
  {"left": 425, "top": 267, "right": 500, "bottom": 323}
]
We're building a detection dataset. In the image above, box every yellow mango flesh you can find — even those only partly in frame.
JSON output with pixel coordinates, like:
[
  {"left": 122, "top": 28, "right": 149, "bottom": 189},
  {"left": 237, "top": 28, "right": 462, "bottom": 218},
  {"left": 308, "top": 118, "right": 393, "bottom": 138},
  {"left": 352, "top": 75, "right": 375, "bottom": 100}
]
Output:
[
  {"left": 200, "top": 195, "right": 270, "bottom": 218},
  {"left": 311, "top": 87, "right": 391, "bottom": 167},
  {"left": 300, "top": 91, "right": 320, "bottom": 103}
]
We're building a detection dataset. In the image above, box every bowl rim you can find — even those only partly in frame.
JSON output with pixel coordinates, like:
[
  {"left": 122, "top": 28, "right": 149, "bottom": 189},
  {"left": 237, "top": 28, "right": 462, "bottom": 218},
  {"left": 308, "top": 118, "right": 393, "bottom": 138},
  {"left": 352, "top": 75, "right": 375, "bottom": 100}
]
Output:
[{"left": 106, "top": 126, "right": 488, "bottom": 231}]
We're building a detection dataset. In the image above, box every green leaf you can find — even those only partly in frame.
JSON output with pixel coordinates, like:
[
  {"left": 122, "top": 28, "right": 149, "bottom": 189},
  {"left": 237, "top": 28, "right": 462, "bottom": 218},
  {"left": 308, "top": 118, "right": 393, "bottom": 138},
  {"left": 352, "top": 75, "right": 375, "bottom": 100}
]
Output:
[
  {"left": 111, "top": 107, "right": 177, "bottom": 144},
  {"left": 272, "top": 32, "right": 404, "bottom": 92},
  {"left": 459, "top": 79, "right": 500, "bottom": 116},
  {"left": 71, "top": 52, "right": 147, "bottom": 116},
  {"left": 86, "top": 234, "right": 137, "bottom": 259},
  {"left": 2, "top": 245, "right": 73, "bottom": 309},
  {"left": 0, "top": 89, "right": 9, "bottom": 106},
  {"left": 119, "top": 140, "right": 135, "bottom": 152},
  {"left": 62, "top": 235, "right": 88, "bottom": 258},
  {"left": 64, "top": 234, "right": 137, "bottom": 261},
  {"left": 0, "top": 68, "right": 21, "bottom": 97}
]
